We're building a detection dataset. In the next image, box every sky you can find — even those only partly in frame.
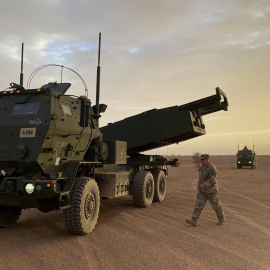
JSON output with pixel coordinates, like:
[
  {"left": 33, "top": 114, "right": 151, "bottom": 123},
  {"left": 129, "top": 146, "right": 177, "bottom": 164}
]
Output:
[{"left": 0, "top": 0, "right": 269, "bottom": 155}]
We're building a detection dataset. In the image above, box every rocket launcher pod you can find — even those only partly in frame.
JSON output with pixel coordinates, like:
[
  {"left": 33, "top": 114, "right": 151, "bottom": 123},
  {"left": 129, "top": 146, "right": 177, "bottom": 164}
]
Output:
[{"left": 100, "top": 87, "right": 228, "bottom": 154}]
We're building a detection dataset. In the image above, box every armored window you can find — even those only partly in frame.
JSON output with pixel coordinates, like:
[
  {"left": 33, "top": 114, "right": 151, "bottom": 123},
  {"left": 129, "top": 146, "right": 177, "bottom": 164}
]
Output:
[
  {"left": 62, "top": 104, "right": 72, "bottom": 115},
  {"left": 11, "top": 101, "right": 42, "bottom": 115}
]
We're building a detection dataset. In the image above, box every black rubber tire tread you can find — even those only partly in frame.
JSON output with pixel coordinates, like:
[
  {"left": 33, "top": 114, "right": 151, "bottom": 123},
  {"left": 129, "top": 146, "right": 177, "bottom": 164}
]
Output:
[
  {"left": 152, "top": 169, "right": 166, "bottom": 202},
  {"left": 132, "top": 171, "right": 154, "bottom": 208},
  {"left": 63, "top": 177, "right": 100, "bottom": 235},
  {"left": 0, "top": 206, "right": 22, "bottom": 228}
]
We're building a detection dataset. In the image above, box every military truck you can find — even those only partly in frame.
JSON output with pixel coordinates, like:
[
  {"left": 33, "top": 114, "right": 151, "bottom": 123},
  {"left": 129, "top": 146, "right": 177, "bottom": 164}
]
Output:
[
  {"left": 0, "top": 36, "right": 229, "bottom": 234},
  {"left": 237, "top": 145, "right": 257, "bottom": 169}
]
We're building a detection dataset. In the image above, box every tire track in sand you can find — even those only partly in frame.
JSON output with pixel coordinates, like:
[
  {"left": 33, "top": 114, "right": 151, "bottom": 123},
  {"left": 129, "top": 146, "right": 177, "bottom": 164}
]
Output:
[
  {"left": 128, "top": 210, "right": 270, "bottom": 270},
  {"left": 225, "top": 207, "right": 270, "bottom": 237},
  {"left": 76, "top": 237, "right": 102, "bottom": 269},
  {"left": 221, "top": 186, "right": 270, "bottom": 209},
  {"left": 218, "top": 172, "right": 270, "bottom": 237},
  {"left": 218, "top": 172, "right": 270, "bottom": 209}
]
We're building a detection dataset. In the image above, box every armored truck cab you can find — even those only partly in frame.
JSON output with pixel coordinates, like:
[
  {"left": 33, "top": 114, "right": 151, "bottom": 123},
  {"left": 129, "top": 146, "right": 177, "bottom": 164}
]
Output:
[
  {"left": 0, "top": 83, "right": 101, "bottom": 178},
  {"left": 237, "top": 146, "right": 257, "bottom": 169}
]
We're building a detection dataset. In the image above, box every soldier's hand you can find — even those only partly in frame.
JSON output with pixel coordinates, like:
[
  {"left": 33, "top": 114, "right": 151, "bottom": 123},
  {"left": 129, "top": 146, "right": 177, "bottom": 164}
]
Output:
[{"left": 200, "top": 184, "right": 205, "bottom": 189}]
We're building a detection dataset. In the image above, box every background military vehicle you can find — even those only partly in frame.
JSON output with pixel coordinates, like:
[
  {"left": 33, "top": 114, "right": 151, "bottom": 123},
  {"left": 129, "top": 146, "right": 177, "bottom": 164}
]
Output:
[
  {"left": 237, "top": 144, "right": 257, "bottom": 169},
  {"left": 0, "top": 34, "right": 229, "bottom": 234}
]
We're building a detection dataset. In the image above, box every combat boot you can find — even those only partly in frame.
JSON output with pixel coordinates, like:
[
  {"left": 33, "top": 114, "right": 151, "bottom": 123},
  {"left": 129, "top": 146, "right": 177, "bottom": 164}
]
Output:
[
  {"left": 216, "top": 218, "right": 226, "bottom": 225},
  {"left": 186, "top": 218, "right": 197, "bottom": 226}
]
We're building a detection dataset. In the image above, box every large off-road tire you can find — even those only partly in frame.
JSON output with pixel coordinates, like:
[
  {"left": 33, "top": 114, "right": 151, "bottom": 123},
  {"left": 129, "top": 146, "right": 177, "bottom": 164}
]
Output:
[
  {"left": 152, "top": 170, "right": 166, "bottom": 202},
  {"left": 63, "top": 177, "right": 100, "bottom": 235},
  {"left": 132, "top": 171, "right": 154, "bottom": 207},
  {"left": 0, "top": 206, "right": 22, "bottom": 228}
]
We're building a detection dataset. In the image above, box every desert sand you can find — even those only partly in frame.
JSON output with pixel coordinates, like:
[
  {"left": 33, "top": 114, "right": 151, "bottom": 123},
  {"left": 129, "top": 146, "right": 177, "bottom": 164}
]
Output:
[{"left": 0, "top": 155, "right": 270, "bottom": 270}]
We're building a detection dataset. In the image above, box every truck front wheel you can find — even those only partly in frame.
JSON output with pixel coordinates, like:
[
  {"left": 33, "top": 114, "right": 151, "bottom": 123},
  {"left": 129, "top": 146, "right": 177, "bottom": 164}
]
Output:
[
  {"left": 152, "top": 170, "right": 166, "bottom": 202},
  {"left": 63, "top": 177, "right": 100, "bottom": 235},
  {"left": 0, "top": 206, "right": 22, "bottom": 228},
  {"left": 132, "top": 171, "right": 154, "bottom": 207}
]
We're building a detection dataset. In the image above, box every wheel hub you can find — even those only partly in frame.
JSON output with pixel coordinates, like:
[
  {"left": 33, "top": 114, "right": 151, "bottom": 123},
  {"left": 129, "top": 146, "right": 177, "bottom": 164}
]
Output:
[
  {"left": 145, "top": 180, "right": 153, "bottom": 198},
  {"left": 84, "top": 192, "right": 96, "bottom": 219},
  {"left": 159, "top": 179, "right": 165, "bottom": 195}
]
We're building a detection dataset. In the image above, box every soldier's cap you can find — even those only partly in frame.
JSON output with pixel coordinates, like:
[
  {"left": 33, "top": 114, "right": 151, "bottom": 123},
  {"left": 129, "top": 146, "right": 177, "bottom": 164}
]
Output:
[{"left": 200, "top": 154, "right": 209, "bottom": 160}]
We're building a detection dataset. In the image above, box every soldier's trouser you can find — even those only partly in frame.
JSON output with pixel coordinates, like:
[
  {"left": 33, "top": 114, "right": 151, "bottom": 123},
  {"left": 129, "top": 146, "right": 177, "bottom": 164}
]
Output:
[{"left": 192, "top": 192, "right": 225, "bottom": 220}]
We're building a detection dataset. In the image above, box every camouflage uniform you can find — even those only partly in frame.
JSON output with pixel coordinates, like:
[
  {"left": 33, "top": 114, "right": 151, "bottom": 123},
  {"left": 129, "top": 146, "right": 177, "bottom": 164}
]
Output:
[{"left": 192, "top": 162, "right": 225, "bottom": 221}]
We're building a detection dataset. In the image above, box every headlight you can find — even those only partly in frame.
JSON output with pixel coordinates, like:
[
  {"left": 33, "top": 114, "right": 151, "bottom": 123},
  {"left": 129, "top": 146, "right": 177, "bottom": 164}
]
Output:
[
  {"left": 249, "top": 161, "right": 252, "bottom": 163},
  {"left": 25, "top": 183, "right": 35, "bottom": 194},
  {"left": 237, "top": 161, "right": 241, "bottom": 163}
]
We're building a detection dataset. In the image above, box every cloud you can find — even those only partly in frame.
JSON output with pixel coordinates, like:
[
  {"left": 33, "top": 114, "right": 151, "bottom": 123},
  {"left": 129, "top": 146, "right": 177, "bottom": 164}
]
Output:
[
  {"left": 128, "top": 47, "right": 141, "bottom": 54},
  {"left": 42, "top": 40, "right": 96, "bottom": 62}
]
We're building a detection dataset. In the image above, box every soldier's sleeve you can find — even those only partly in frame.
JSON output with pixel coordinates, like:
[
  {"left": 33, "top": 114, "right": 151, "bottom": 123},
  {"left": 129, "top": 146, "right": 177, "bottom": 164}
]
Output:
[{"left": 203, "top": 165, "right": 217, "bottom": 188}]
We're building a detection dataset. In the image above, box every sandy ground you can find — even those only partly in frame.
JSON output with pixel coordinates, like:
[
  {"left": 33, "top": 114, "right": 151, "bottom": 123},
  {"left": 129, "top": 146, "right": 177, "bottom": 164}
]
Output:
[{"left": 0, "top": 155, "right": 270, "bottom": 270}]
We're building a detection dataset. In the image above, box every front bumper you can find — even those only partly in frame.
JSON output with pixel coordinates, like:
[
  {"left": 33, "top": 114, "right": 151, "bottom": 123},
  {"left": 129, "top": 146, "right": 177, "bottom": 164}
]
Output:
[
  {"left": 0, "top": 177, "right": 59, "bottom": 208},
  {"left": 237, "top": 160, "right": 253, "bottom": 166}
]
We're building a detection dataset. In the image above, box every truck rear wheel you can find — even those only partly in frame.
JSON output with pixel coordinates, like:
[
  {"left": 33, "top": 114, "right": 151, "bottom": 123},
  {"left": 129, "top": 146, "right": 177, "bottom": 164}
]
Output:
[
  {"left": 0, "top": 206, "right": 22, "bottom": 228},
  {"left": 152, "top": 170, "right": 166, "bottom": 202},
  {"left": 63, "top": 177, "right": 100, "bottom": 235},
  {"left": 132, "top": 171, "right": 154, "bottom": 207}
]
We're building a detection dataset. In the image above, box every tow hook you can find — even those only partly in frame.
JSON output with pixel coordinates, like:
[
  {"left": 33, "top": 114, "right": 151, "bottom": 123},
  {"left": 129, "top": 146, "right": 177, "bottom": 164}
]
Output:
[{"left": 6, "top": 180, "right": 15, "bottom": 192}]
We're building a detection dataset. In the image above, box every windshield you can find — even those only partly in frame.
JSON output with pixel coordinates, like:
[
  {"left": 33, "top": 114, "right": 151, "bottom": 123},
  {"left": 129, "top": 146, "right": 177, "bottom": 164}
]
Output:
[{"left": 10, "top": 101, "right": 42, "bottom": 115}]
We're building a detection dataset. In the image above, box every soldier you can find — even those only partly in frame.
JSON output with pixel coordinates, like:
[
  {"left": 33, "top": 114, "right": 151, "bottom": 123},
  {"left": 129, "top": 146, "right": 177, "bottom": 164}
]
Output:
[{"left": 186, "top": 154, "right": 225, "bottom": 226}]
